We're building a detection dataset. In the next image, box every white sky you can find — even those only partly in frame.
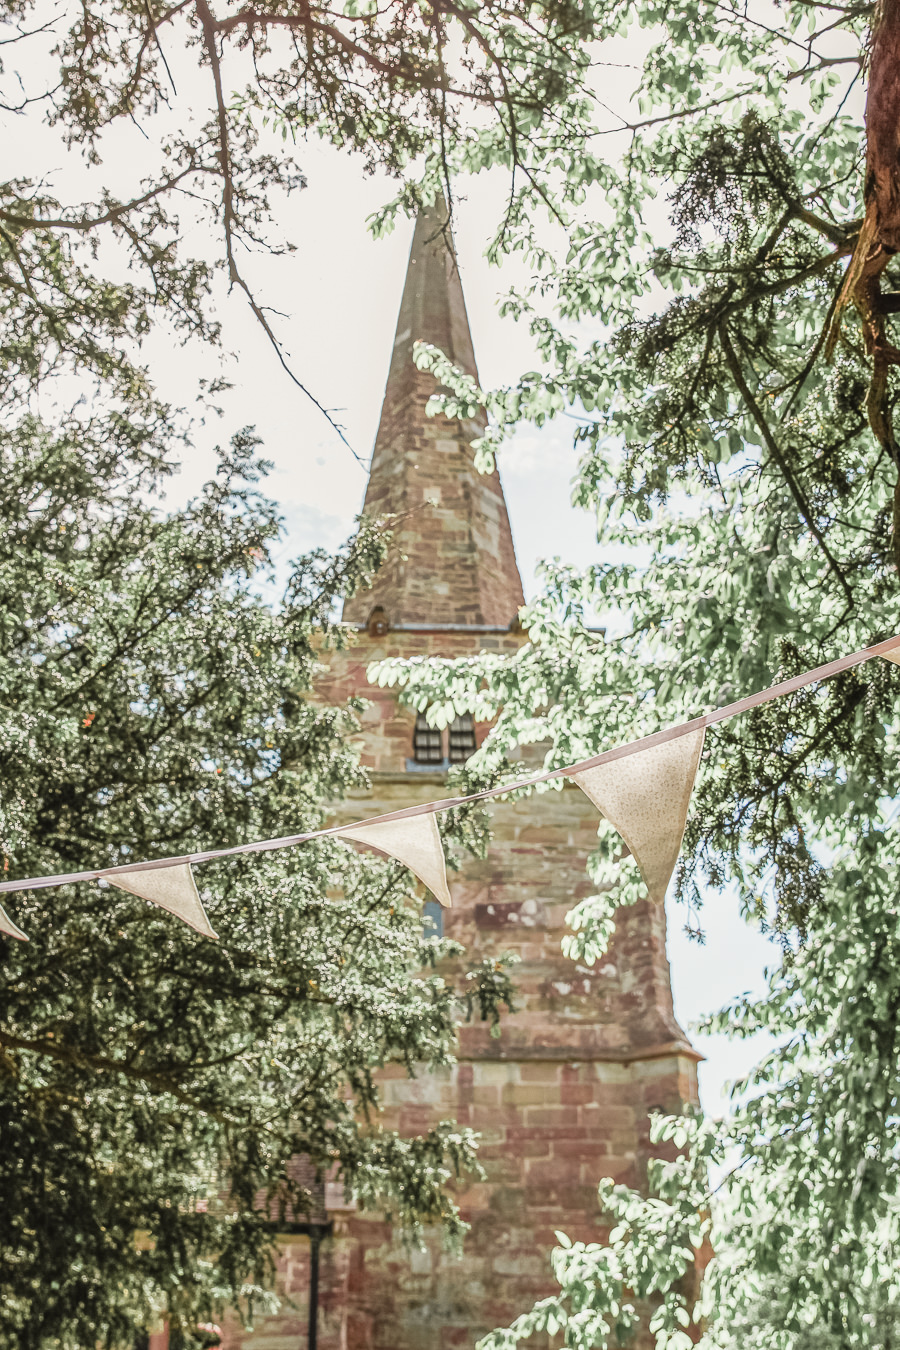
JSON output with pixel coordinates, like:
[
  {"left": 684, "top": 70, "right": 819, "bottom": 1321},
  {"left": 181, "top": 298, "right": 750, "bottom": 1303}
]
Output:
[{"left": 5, "top": 26, "right": 779, "bottom": 1114}]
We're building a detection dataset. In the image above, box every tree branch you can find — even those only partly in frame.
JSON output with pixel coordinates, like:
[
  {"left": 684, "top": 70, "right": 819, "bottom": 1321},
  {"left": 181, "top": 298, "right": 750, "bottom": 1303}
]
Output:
[
  {"left": 718, "top": 321, "right": 855, "bottom": 607},
  {"left": 0, "top": 163, "right": 213, "bottom": 232},
  {"left": 194, "top": 0, "right": 365, "bottom": 464},
  {"left": 207, "top": 4, "right": 494, "bottom": 104},
  {"left": 0, "top": 1025, "right": 250, "bottom": 1123}
]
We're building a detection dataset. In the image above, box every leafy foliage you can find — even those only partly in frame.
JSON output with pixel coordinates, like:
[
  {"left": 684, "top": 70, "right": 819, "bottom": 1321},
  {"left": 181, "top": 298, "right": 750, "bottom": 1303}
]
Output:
[
  {"left": 478, "top": 1113, "right": 714, "bottom": 1350},
  {"left": 0, "top": 420, "right": 517, "bottom": 1349},
  {"left": 0, "top": 4, "right": 583, "bottom": 1342},
  {"left": 6, "top": 0, "right": 900, "bottom": 1344},
  {"left": 370, "top": 0, "right": 900, "bottom": 1344},
  {"left": 0, "top": 0, "right": 599, "bottom": 446}
]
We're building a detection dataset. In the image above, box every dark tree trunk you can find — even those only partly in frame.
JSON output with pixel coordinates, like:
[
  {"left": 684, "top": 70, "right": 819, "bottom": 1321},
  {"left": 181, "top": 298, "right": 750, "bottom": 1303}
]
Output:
[
  {"left": 864, "top": 0, "right": 900, "bottom": 569},
  {"left": 825, "top": 0, "right": 900, "bottom": 570},
  {"left": 865, "top": 0, "right": 900, "bottom": 253}
]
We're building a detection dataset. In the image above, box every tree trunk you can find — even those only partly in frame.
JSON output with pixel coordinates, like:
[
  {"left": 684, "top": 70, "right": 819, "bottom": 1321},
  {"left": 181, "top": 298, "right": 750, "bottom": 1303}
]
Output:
[
  {"left": 865, "top": 0, "right": 900, "bottom": 254},
  {"left": 825, "top": 0, "right": 900, "bottom": 569}
]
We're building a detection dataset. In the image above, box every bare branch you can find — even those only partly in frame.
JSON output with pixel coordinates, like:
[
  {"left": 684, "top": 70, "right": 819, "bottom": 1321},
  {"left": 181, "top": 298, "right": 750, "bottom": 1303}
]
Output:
[
  {"left": 194, "top": 0, "right": 365, "bottom": 464},
  {"left": 0, "top": 163, "right": 213, "bottom": 232}
]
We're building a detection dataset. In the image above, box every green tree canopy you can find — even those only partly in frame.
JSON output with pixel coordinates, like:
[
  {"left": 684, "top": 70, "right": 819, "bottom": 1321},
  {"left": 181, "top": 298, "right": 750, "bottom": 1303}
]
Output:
[
  {"left": 0, "top": 2, "right": 579, "bottom": 1343},
  {"left": 0, "top": 420, "right": 519, "bottom": 1348},
  {"left": 6, "top": 0, "right": 900, "bottom": 1345},
  {"left": 371, "top": 0, "right": 900, "bottom": 1345},
  {"left": 0, "top": 0, "right": 597, "bottom": 447}
]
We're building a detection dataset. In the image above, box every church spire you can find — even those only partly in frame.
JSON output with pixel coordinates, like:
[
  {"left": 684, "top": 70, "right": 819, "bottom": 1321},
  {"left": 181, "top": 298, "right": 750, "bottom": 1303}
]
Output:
[{"left": 342, "top": 201, "right": 524, "bottom": 628}]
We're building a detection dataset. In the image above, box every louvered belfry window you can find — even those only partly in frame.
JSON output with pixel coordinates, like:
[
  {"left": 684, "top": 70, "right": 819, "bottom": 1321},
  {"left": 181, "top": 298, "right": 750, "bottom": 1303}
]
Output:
[
  {"left": 413, "top": 713, "right": 444, "bottom": 763},
  {"left": 448, "top": 714, "right": 476, "bottom": 763}
]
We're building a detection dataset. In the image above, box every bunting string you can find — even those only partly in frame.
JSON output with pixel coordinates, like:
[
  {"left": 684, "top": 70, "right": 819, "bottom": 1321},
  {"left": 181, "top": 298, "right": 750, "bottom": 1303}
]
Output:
[{"left": 1, "top": 633, "right": 899, "bottom": 941}]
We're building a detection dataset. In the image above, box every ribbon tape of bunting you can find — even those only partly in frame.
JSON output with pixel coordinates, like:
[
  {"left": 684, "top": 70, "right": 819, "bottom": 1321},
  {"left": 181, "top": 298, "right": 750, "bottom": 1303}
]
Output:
[{"left": 2, "top": 635, "right": 899, "bottom": 942}]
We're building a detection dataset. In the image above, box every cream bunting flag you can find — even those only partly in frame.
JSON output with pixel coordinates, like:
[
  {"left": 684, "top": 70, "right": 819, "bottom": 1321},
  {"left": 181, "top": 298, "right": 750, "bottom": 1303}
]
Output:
[
  {"left": 336, "top": 814, "right": 452, "bottom": 908},
  {"left": 0, "top": 900, "right": 28, "bottom": 941},
  {"left": 882, "top": 644, "right": 900, "bottom": 665},
  {"left": 107, "top": 863, "right": 218, "bottom": 938},
  {"left": 572, "top": 727, "right": 706, "bottom": 903}
]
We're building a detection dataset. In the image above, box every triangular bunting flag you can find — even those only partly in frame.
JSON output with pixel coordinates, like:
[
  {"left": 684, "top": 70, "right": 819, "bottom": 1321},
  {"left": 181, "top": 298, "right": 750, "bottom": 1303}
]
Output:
[
  {"left": 0, "top": 900, "right": 28, "bottom": 941},
  {"left": 107, "top": 863, "right": 218, "bottom": 938},
  {"left": 882, "top": 644, "right": 900, "bottom": 666},
  {"left": 336, "top": 814, "right": 452, "bottom": 908},
  {"left": 572, "top": 727, "right": 706, "bottom": 903}
]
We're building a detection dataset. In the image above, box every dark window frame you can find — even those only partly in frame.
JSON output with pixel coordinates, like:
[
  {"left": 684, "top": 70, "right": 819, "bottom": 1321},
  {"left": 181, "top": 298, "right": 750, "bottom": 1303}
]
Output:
[
  {"left": 412, "top": 713, "right": 444, "bottom": 763},
  {"left": 412, "top": 712, "right": 477, "bottom": 765},
  {"left": 448, "top": 714, "right": 476, "bottom": 763}
]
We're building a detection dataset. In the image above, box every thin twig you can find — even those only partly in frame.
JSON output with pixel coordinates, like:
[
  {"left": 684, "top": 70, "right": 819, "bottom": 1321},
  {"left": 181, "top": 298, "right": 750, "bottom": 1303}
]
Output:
[{"left": 145, "top": 0, "right": 178, "bottom": 95}]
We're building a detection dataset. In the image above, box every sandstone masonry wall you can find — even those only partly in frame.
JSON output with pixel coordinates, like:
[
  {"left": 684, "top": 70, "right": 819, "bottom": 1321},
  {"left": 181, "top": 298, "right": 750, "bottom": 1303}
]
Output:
[{"left": 217, "top": 632, "right": 699, "bottom": 1350}]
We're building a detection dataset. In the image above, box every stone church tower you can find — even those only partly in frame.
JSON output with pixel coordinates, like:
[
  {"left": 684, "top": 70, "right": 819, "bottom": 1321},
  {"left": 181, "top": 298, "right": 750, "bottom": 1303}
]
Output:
[{"left": 220, "top": 206, "right": 699, "bottom": 1350}]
